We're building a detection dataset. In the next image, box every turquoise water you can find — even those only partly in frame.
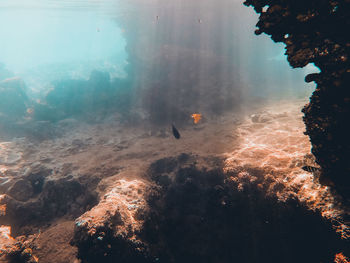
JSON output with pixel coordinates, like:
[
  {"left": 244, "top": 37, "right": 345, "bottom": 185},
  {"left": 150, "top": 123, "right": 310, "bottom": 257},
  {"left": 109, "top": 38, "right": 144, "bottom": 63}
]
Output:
[
  {"left": 0, "top": 0, "right": 318, "bottom": 124},
  {"left": 0, "top": 0, "right": 128, "bottom": 96}
]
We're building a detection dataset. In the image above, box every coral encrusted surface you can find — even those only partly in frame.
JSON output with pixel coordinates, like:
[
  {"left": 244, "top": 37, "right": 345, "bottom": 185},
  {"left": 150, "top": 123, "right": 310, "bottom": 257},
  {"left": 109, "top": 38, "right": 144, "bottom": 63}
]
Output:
[{"left": 244, "top": 0, "right": 350, "bottom": 200}]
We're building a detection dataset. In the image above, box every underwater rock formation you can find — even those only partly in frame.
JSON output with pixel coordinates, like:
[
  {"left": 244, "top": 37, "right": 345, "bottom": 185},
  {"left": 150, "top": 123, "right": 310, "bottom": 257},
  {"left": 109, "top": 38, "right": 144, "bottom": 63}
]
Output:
[
  {"left": 33, "top": 70, "right": 132, "bottom": 123},
  {"left": 0, "top": 164, "right": 98, "bottom": 236},
  {"left": 0, "top": 76, "right": 63, "bottom": 141},
  {"left": 70, "top": 154, "right": 349, "bottom": 263},
  {"left": 0, "top": 235, "right": 39, "bottom": 263},
  {"left": 140, "top": 155, "right": 348, "bottom": 263},
  {"left": 71, "top": 179, "right": 151, "bottom": 263},
  {"left": 2, "top": 99, "right": 349, "bottom": 262},
  {"left": 244, "top": 0, "right": 350, "bottom": 200}
]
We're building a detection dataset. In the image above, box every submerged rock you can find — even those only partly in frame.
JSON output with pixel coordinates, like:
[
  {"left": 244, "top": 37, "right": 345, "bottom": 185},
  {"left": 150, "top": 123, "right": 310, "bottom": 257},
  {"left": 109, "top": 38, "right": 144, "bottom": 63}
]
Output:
[
  {"left": 71, "top": 179, "right": 151, "bottom": 263},
  {"left": 70, "top": 155, "right": 349, "bottom": 263},
  {"left": 244, "top": 0, "right": 350, "bottom": 200},
  {"left": 7, "top": 179, "right": 33, "bottom": 202},
  {"left": 0, "top": 165, "right": 98, "bottom": 236},
  {"left": 139, "top": 156, "right": 348, "bottom": 263},
  {"left": 40, "top": 70, "right": 132, "bottom": 123}
]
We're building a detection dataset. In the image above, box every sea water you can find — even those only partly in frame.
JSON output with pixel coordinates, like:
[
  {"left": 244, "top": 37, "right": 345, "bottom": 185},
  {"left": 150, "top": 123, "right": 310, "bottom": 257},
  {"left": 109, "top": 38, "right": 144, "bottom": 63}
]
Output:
[{"left": 0, "top": 0, "right": 318, "bottom": 105}]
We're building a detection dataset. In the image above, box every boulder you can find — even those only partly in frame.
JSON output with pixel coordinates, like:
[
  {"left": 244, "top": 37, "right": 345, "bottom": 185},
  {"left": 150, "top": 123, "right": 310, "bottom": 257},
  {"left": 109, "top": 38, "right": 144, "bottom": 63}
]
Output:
[
  {"left": 72, "top": 179, "right": 151, "bottom": 263},
  {"left": 7, "top": 179, "right": 34, "bottom": 202}
]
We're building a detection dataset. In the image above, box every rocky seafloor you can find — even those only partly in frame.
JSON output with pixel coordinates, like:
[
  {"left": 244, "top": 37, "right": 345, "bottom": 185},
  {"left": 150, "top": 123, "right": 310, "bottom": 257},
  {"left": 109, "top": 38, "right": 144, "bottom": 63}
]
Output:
[{"left": 0, "top": 99, "right": 349, "bottom": 263}]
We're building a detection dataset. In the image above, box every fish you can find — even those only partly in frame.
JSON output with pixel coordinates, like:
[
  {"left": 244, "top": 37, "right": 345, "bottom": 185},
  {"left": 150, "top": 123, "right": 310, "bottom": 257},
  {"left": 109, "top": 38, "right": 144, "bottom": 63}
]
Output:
[
  {"left": 172, "top": 123, "right": 181, "bottom": 139},
  {"left": 26, "top": 108, "right": 34, "bottom": 114},
  {"left": 191, "top": 113, "right": 202, "bottom": 124},
  {"left": 302, "top": 165, "right": 321, "bottom": 173}
]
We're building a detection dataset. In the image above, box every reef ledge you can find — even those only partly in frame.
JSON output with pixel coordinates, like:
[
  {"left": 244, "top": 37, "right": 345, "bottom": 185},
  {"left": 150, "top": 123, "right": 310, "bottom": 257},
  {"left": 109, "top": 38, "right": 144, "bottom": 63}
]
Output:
[{"left": 244, "top": 0, "right": 350, "bottom": 201}]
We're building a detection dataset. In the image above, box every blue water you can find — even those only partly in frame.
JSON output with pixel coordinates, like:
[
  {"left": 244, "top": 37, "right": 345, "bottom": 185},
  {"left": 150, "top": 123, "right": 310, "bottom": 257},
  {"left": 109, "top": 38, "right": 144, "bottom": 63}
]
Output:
[
  {"left": 0, "top": 0, "right": 319, "bottom": 123},
  {"left": 0, "top": 0, "right": 128, "bottom": 95}
]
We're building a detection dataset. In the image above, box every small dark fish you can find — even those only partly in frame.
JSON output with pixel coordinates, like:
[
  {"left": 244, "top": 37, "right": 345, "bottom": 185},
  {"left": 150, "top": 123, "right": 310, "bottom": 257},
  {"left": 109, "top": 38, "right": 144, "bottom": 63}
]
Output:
[
  {"left": 172, "top": 124, "right": 181, "bottom": 139},
  {"left": 302, "top": 165, "right": 320, "bottom": 173}
]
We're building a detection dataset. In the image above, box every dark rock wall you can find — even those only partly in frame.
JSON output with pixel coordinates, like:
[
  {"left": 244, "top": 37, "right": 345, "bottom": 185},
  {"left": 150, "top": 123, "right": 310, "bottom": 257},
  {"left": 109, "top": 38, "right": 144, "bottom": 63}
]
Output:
[
  {"left": 71, "top": 155, "right": 349, "bottom": 263},
  {"left": 142, "top": 155, "right": 348, "bottom": 263},
  {"left": 243, "top": 0, "right": 350, "bottom": 200}
]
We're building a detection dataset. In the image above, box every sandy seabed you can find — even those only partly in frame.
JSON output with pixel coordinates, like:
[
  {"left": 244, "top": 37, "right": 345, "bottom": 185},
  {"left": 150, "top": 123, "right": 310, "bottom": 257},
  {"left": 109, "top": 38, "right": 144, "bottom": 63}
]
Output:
[{"left": 0, "top": 98, "right": 349, "bottom": 262}]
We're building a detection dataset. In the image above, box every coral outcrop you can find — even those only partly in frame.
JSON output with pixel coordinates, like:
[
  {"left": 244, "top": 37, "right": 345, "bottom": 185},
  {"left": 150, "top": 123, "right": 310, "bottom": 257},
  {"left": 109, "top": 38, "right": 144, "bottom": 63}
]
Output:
[
  {"left": 71, "top": 179, "right": 151, "bottom": 263},
  {"left": 70, "top": 154, "right": 349, "bottom": 263},
  {"left": 0, "top": 164, "right": 98, "bottom": 236},
  {"left": 243, "top": 0, "right": 350, "bottom": 200},
  {"left": 139, "top": 155, "right": 348, "bottom": 263},
  {"left": 0, "top": 232, "right": 40, "bottom": 263}
]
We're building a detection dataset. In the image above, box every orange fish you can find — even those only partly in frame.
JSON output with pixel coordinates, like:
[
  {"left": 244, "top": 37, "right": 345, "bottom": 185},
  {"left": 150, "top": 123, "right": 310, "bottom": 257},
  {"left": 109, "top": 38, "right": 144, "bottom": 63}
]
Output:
[
  {"left": 191, "top": 113, "right": 202, "bottom": 124},
  {"left": 334, "top": 253, "right": 349, "bottom": 263},
  {"left": 27, "top": 108, "right": 34, "bottom": 114}
]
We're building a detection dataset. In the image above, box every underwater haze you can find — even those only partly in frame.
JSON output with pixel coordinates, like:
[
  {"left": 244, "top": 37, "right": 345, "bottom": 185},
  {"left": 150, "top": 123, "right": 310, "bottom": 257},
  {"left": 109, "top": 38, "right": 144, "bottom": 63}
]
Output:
[
  {"left": 1, "top": 1, "right": 348, "bottom": 263},
  {"left": 0, "top": 0, "right": 128, "bottom": 97},
  {"left": 0, "top": 0, "right": 318, "bottom": 108}
]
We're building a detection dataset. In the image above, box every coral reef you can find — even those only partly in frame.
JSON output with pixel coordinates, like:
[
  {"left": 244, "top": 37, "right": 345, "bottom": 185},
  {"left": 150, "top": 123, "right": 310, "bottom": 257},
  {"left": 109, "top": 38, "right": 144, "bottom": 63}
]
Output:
[
  {"left": 71, "top": 179, "right": 152, "bottom": 263},
  {"left": 0, "top": 233, "right": 40, "bottom": 263},
  {"left": 243, "top": 0, "right": 350, "bottom": 200}
]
